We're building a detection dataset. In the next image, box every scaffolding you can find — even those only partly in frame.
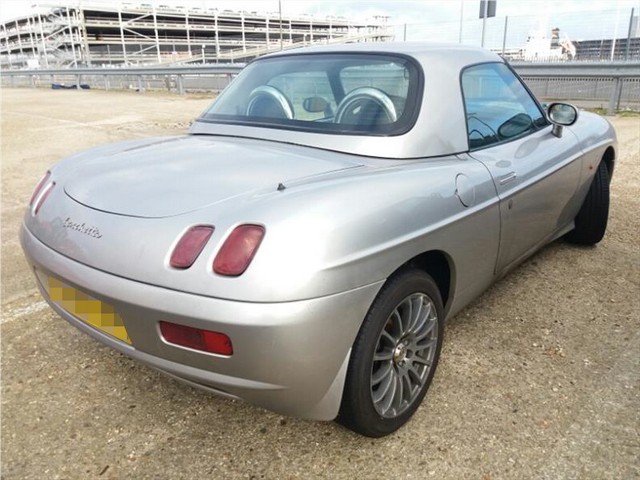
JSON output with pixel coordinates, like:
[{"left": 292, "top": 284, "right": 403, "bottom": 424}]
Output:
[{"left": 0, "top": 3, "right": 393, "bottom": 69}]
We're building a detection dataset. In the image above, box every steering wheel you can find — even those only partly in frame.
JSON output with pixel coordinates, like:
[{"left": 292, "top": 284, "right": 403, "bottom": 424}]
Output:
[
  {"left": 246, "top": 86, "right": 294, "bottom": 120},
  {"left": 334, "top": 87, "right": 397, "bottom": 125}
]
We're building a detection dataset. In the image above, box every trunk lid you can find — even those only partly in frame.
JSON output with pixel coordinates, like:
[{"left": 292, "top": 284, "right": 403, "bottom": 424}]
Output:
[{"left": 64, "top": 135, "right": 362, "bottom": 218}]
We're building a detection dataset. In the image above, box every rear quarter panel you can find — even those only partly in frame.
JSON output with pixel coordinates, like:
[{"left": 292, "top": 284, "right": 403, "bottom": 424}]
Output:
[{"left": 241, "top": 156, "right": 501, "bottom": 313}]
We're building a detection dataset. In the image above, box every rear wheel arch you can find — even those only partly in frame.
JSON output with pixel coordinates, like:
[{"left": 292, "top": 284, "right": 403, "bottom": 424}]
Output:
[{"left": 401, "top": 250, "right": 454, "bottom": 314}]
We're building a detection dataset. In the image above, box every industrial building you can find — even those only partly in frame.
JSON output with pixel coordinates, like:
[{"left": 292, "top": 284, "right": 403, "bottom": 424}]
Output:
[
  {"left": 497, "top": 27, "right": 640, "bottom": 62},
  {"left": 0, "top": 3, "right": 392, "bottom": 69},
  {"left": 573, "top": 37, "right": 640, "bottom": 61}
]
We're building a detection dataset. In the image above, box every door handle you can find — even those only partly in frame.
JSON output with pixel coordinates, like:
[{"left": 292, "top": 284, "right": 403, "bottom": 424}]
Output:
[{"left": 499, "top": 171, "right": 517, "bottom": 185}]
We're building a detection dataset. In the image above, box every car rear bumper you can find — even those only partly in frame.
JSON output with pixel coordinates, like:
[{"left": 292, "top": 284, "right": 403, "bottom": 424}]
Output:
[{"left": 20, "top": 224, "right": 383, "bottom": 420}]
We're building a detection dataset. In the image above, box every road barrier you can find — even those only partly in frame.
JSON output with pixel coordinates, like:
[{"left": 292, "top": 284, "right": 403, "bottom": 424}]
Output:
[{"left": 2, "top": 62, "right": 639, "bottom": 114}]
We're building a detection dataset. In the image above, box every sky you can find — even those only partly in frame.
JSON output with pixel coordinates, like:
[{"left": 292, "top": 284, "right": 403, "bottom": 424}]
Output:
[
  {"left": 1, "top": 0, "right": 638, "bottom": 46},
  {"left": 1, "top": 0, "right": 638, "bottom": 22}
]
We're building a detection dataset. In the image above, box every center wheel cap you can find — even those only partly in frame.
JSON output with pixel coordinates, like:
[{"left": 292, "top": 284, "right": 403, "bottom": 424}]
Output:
[{"left": 393, "top": 343, "right": 408, "bottom": 364}]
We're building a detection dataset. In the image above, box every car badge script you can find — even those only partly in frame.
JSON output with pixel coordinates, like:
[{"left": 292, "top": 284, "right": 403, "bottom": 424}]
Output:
[{"left": 63, "top": 217, "right": 103, "bottom": 239}]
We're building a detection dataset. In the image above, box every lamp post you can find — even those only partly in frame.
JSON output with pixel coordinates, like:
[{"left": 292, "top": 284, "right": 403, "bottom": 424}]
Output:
[
  {"left": 459, "top": 0, "right": 464, "bottom": 43},
  {"left": 481, "top": 1, "right": 488, "bottom": 47},
  {"left": 279, "top": 0, "right": 283, "bottom": 50}
]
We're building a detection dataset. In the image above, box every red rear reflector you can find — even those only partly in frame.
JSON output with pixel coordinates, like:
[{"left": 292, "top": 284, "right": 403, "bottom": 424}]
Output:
[
  {"left": 159, "top": 321, "right": 233, "bottom": 356},
  {"left": 32, "top": 182, "right": 56, "bottom": 215},
  {"left": 213, "top": 224, "right": 265, "bottom": 276},
  {"left": 30, "top": 171, "right": 51, "bottom": 206},
  {"left": 170, "top": 225, "right": 214, "bottom": 269}
]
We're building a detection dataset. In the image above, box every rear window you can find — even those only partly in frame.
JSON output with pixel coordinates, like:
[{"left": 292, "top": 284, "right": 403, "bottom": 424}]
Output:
[{"left": 200, "top": 53, "right": 422, "bottom": 136}]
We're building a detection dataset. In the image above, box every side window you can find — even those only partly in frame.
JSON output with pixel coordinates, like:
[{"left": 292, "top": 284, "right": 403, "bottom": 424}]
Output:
[{"left": 462, "top": 63, "right": 547, "bottom": 150}]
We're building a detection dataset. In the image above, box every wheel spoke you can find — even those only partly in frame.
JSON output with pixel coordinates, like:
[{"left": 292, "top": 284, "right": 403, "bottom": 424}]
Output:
[
  {"left": 402, "top": 298, "right": 413, "bottom": 335},
  {"left": 372, "top": 366, "right": 395, "bottom": 404},
  {"left": 378, "top": 370, "right": 398, "bottom": 414},
  {"left": 398, "top": 300, "right": 412, "bottom": 337},
  {"left": 409, "top": 338, "right": 437, "bottom": 357},
  {"left": 416, "top": 336, "right": 437, "bottom": 350},
  {"left": 415, "top": 316, "right": 437, "bottom": 341},
  {"left": 371, "top": 360, "right": 393, "bottom": 385},
  {"left": 402, "top": 369, "right": 414, "bottom": 399},
  {"left": 411, "top": 355, "right": 432, "bottom": 367},
  {"left": 415, "top": 295, "right": 427, "bottom": 330},
  {"left": 413, "top": 301, "right": 432, "bottom": 333},
  {"left": 408, "top": 302, "right": 426, "bottom": 335},
  {"left": 403, "top": 296, "right": 416, "bottom": 334},
  {"left": 373, "top": 347, "right": 394, "bottom": 362},
  {"left": 407, "top": 362, "right": 425, "bottom": 384},
  {"left": 380, "top": 329, "right": 397, "bottom": 346},
  {"left": 392, "top": 371, "right": 404, "bottom": 413}
]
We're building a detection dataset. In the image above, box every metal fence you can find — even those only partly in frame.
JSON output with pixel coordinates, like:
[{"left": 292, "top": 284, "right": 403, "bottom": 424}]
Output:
[
  {"left": 513, "top": 62, "right": 640, "bottom": 112},
  {"left": 1, "top": 64, "right": 240, "bottom": 94},
  {"left": 2, "top": 62, "right": 639, "bottom": 113},
  {"left": 522, "top": 76, "right": 640, "bottom": 110}
]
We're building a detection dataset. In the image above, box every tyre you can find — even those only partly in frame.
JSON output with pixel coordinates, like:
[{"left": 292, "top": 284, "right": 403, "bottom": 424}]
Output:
[
  {"left": 566, "top": 160, "right": 610, "bottom": 245},
  {"left": 337, "top": 269, "right": 444, "bottom": 437}
]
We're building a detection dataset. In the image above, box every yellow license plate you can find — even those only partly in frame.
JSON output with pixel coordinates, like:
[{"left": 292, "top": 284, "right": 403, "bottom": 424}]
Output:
[{"left": 46, "top": 276, "right": 131, "bottom": 344}]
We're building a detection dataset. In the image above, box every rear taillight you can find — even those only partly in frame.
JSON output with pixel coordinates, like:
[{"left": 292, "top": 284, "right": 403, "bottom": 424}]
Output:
[
  {"left": 213, "top": 225, "right": 265, "bottom": 276},
  {"left": 170, "top": 225, "right": 214, "bottom": 269},
  {"left": 29, "top": 171, "right": 51, "bottom": 206},
  {"left": 159, "top": 321, "right": 233, "bottom": 356},
  {"left": 32, "top": 181, "right": 56, "bottom": 216}
]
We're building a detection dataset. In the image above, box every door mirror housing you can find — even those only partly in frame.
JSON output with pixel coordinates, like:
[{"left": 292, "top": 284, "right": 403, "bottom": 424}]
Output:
[
  {"left": 547, "top": 103, "right": 578, "bottom": 126},
  {"left": 547, "top": 103, "right": 578, "bottom": 138}
]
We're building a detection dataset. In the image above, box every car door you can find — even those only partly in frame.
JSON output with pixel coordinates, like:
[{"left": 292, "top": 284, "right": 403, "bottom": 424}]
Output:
[{"left": 461, "top": 62, "right": 583, "bottom": 274}]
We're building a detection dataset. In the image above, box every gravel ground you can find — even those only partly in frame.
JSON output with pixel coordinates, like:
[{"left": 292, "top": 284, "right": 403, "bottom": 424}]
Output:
[{"left": 1, "top": 88, "right": 639, "bottom": 480}]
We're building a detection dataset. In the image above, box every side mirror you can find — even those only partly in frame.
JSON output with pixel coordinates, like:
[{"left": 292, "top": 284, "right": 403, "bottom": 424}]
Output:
[
  {"left": 498, "top": 112, "right": 533, "bottom": 140},
  {"left": 547, "top": 103, "right": 578, "bottom": 138}
]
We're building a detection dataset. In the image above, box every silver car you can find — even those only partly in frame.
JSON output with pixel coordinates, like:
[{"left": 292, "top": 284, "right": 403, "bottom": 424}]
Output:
[{"left": 20, "top": 43, "right": 616, "bottom": 437}]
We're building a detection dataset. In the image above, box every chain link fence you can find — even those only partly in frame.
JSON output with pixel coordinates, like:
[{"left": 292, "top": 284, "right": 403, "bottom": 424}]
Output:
[
  {"left": 392, "top": 8, "right": 639, "bottom": 62},
  {"left": 520, "top": 76, "right": 640, "bottom": 111}
]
